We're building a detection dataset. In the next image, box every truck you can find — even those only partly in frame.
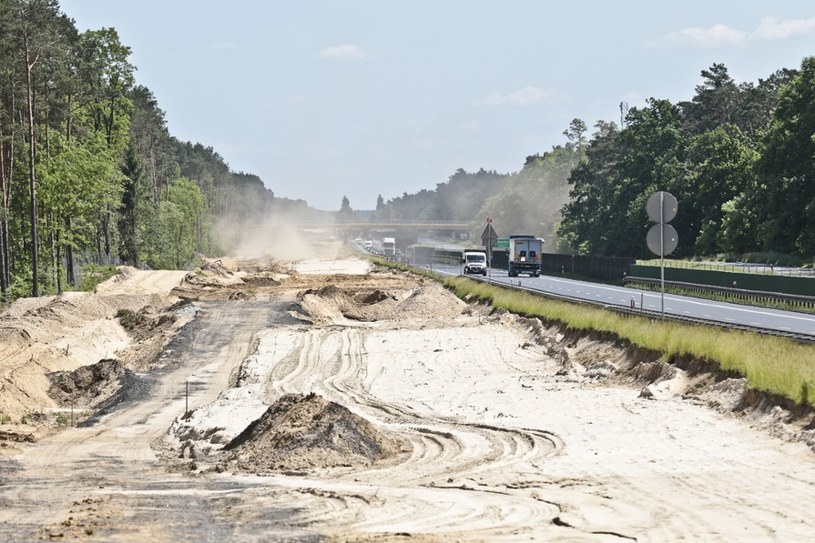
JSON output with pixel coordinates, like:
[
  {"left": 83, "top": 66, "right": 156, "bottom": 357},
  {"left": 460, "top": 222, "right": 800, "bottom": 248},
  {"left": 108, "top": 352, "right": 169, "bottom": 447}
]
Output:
[
  {"left": 382, "top": 237, "right": 396, "bottom": 258},
  {"left": 462, "top": 250, "right": 488, "bottom": 276},
  {"left": 507, "top": 235, "right": 543, "bottom": 277}
]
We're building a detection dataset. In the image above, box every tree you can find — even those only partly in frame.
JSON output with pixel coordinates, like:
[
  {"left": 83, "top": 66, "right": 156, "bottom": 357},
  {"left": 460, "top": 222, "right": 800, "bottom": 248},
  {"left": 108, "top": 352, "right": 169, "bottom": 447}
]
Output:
[
  {"left": 337, "top": 195, "right": 355, "bottom": 222},
  {"left": 155, "top": 177, "right": 204, "bottom": 269},
  {"left": 563, "top": 118, "right": 588, "bottom": 150},
  {"left": 753, "top": 56, "right": 815, "bottom": 255},
  {"left": 5, "top": 0, "right": 71, "bottom": 295},
  {"left": 677, "top": 126, "right": 758, "bottom": 254},
  {"left": 679, "top": 63, "right": 739, "bottom": 133}
]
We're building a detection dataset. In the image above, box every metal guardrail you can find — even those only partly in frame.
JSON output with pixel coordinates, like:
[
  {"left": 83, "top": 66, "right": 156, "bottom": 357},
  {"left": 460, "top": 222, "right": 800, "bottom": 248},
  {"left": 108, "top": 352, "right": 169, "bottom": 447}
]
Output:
[
  {"left": 635, "top": 259, "right": 815, "bottom": 277},
  {"left": 622, "top": 276, "right": 815, "bottom": 312}
]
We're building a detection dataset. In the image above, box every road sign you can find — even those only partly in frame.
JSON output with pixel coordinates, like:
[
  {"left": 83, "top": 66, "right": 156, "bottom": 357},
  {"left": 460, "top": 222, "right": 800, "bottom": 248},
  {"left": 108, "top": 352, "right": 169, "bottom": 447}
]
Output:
[
  {"left": 646, "top": 191, "right": 677, "bottom": 223},
  {"left": 645, "top": 190, "right": 679, "bottom": 319},
  {"left": 481, "top": 224, "right": 498, "bottom": 247},
  {"left": 494, "top": 238, "right": 509, "bottom": 248},
  {"left": 646, "top": 223, "right": 678, "bottom": 256},
  {"left": 487, "top": 216, "right": 493, "bottom": 224}
]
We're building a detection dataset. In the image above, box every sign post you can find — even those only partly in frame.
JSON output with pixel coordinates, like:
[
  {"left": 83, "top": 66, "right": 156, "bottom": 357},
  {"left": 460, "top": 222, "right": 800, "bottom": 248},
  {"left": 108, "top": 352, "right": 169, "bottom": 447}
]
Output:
[
  {"left": 481, "top": 217, "right": 497, "bottom": 280},
  {"left": 646, "top": 191, "right": 678, "bottom": 318}
]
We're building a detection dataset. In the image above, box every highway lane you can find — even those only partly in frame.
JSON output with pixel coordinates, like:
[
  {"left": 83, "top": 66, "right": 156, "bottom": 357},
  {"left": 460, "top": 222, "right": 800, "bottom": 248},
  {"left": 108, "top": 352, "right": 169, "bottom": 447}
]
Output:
[{"left": 426, "top": 263, "right": 815, "bottom": 339}]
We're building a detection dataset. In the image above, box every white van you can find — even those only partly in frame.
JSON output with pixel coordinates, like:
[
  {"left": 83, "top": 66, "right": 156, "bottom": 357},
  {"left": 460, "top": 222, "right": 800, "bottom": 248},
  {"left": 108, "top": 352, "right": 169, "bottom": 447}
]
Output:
[{"left": 463, "top": 251, "right": 488, "bottom": 276}]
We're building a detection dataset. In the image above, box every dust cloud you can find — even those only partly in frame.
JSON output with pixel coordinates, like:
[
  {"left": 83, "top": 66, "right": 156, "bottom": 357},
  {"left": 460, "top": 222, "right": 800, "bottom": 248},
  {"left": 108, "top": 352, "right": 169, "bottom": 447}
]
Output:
[{"left": 214, "top": 213, "right": 342, "bottom": 261}]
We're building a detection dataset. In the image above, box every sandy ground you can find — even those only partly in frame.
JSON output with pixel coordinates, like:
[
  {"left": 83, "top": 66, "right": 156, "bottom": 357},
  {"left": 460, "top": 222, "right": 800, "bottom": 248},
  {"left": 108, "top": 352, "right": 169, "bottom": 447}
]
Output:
[{"left": 1, "top": 250, "right": 814, "bottom": 542}]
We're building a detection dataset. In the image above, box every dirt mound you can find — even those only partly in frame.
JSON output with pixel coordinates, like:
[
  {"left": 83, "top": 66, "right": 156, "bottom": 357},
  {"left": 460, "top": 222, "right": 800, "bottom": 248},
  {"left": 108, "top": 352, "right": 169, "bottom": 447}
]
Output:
[
  {"left": 181, "top": 259, "right": 245, "bottom": 288},
  {"left": 295, "top": 280, "right": 466, "bottom": 324},
  {"left": 223, "top": 393, "right": 406, "bottom": 473},
  {"left": 394, "top": 285, "right": 466, "bottom": 320},
  {"left": 46, "top": 359, "right": 150, "bottom": 423},
  {"left": 358, "top": 290, "right": 394, "bottom": 304}
]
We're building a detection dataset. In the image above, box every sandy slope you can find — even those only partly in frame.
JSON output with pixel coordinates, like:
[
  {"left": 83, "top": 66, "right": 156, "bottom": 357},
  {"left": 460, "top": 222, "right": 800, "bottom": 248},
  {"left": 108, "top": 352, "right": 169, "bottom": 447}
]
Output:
[{"left": 1, "top": 256, "right": 814, "bottom": 542}]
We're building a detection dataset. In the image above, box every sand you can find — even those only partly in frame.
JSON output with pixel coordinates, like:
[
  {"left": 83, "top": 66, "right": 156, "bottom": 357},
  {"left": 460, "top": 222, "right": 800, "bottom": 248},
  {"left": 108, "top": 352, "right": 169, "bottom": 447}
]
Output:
[{"left": 1, "top": 253, "right": 814, "bottom": 542}]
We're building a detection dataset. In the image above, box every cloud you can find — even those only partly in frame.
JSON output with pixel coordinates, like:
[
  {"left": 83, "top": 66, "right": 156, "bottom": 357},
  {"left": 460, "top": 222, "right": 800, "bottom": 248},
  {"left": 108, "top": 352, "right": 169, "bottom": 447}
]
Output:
[
  {"left": 319, "top": 44, "right": 367, "bottom": 61},
  {"left": 751, "top": 16, "right": 815, "bottom": 40},
  {"left": 473, "top": 86, "right": 550, "bottom": 107},
  {"left": 658, "top": 16, "right": 815, "bottom": 49},
  {"left": 661, "top": 24, "right": 747, "bottom": 48}
]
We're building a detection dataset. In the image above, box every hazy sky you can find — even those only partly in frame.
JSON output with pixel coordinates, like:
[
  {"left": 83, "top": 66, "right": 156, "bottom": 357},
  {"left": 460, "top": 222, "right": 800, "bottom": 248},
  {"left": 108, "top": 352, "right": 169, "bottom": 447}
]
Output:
[{"left": 61, "top": 1, "right": 815, "bottom": 211}]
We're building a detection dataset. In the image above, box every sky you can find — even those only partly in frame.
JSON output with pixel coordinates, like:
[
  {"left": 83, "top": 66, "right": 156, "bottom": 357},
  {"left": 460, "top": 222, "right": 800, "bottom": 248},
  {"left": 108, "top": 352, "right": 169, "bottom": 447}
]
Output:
[{"left": 60, "top": 1, "right": 815, "bottom": 211}]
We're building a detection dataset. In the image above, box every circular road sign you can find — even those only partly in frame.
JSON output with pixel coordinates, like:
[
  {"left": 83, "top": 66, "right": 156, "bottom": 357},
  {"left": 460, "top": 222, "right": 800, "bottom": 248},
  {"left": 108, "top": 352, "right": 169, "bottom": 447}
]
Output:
[
  {"left": 646, "top": 223, "right": 679, "bottom": 256},
  {"left": 646, "top": 191, "right": 678, "bottom": 223}
]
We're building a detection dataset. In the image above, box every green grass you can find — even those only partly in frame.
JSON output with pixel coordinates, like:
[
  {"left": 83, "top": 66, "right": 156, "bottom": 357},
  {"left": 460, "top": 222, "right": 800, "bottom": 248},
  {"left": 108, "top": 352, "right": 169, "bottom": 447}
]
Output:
[{"left": 374, "top": 258, "right": 815, "bottom": 406}]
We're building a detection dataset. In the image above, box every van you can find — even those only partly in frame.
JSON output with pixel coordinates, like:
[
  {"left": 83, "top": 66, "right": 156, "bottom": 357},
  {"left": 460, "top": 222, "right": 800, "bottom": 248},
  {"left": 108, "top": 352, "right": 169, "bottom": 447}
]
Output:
[{"left": 463, "top": 251, "right": 488, "bottom": 276}]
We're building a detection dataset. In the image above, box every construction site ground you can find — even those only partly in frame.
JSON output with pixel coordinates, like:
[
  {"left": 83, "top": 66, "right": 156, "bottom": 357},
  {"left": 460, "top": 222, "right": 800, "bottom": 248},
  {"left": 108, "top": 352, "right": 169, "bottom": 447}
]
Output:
[{"left": 1, "top": 245, "right": 814, "bottom": 542}]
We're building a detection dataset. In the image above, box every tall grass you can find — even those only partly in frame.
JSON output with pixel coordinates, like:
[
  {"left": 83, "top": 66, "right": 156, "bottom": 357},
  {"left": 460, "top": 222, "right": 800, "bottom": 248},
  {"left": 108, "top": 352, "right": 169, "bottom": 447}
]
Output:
[{"left": 377, "top": 259, "right": 815, "bottom": 406}]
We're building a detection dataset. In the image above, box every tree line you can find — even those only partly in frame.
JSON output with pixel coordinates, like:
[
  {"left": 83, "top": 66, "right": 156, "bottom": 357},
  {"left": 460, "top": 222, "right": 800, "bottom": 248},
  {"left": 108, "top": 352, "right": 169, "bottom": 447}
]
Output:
[
  {"left": 374, "top": 58, "right": 814, "bottom": 266},
  {"left": 0, "top": 0, "right": 310, "bottom": 302}
]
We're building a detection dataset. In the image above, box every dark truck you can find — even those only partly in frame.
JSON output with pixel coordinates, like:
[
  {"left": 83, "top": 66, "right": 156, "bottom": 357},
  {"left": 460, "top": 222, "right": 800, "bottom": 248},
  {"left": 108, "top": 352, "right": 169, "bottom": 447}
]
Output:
[{"left": 507, "top": 235, "right": 543, "bottom": 277}]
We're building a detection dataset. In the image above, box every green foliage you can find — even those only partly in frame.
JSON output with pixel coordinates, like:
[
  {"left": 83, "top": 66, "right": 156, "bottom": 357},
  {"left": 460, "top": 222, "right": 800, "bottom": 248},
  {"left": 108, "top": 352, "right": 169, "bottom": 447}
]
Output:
[
  {"left": 79, "top": 264, "right": 118, "bottom": 291},
  {"left": 558, "top": 59, "right": 815, "bottom": 262},
  {"left": 55, "top": 413, "right": 69, "bottom": 427},
  {"left": 116, "top": 308, "right": 137, "bottom": 329},
  {"left": 0, "top": 5, "right": 307, "bottom": 304},
  {"left": 753, "top": 57, "right": 815, "bottom": 256},
  {"left": 0, "top": 413, "right": 11, "bottom": 424},
  {"left": 145, "top": 177, "right": 207, "bottom": 269}
]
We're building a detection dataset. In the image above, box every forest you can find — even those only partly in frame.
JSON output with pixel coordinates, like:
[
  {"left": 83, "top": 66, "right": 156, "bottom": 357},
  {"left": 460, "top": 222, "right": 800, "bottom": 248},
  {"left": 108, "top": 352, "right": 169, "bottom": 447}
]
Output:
[
  {"left": 2, "top": 0, "right": 814, "bottom": 303},
  {"left": 380, "top": 57, "right": 815, "bottom": 265},
  {"left": 379, "top": 58, "right": 814, "bottom": 267},
  {"left": 0, "top": 0, "right": 318, "bottom": 301}
]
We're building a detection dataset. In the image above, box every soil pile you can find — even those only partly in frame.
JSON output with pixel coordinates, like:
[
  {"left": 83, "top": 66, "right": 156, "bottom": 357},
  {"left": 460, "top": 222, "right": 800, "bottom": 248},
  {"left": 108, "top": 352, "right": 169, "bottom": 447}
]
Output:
[
  {"left": 296, "top": 280, "right": 466, "bottom": 324},
  {"left": 223, "top": 393, "right": 406, "bottom": 473},
  {"left": 0, "top": 269, "right": 186, "bottom": 423},
  {"left": 48, "top": 359, "right": 127, "bottom": 407}
]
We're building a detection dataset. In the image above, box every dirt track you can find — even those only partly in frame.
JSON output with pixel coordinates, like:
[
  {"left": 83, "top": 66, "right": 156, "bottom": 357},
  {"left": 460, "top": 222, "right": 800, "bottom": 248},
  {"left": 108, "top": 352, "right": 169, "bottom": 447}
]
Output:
[{"left": 1, "top": 255, "right": 815, "bottom": 542}]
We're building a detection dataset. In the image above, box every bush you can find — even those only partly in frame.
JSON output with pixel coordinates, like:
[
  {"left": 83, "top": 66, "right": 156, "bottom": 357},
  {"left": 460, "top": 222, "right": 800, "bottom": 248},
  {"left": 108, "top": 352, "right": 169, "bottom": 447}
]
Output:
[
  {"left": 116, "top": 309, "right": 137, "bottom": 329},
  {"left": 79, "top": 264, "right": 119, "bottom": 292}
]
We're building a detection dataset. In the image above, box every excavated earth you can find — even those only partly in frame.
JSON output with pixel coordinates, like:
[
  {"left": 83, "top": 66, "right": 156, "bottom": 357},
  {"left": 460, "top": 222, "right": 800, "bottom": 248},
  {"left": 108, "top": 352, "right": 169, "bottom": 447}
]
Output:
[{"left": 1, "top": 249, "right": 814, "bottom": 542}]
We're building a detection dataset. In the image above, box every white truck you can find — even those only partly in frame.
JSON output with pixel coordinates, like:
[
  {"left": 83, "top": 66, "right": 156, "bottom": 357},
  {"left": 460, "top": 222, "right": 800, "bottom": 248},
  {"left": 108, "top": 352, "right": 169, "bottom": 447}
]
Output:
[
  {"left": 382, "top": 237, "right": 396, "bottom": 258},
  {"left": 507, "top": 235, "right": 543, "bottom": 277},
  {"left": 462, "top": 250, "right": 488, "bottom": 276}
]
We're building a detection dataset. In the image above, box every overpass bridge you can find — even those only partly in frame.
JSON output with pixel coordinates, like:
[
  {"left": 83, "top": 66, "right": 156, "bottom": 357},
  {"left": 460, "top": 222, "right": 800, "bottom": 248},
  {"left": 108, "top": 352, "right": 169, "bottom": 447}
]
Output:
[
  {"left": 257, "top": 219, "right": 473, "bottom": 246},
  {"left": 281, "top": 220, "right": 471, "bottom": 231}
]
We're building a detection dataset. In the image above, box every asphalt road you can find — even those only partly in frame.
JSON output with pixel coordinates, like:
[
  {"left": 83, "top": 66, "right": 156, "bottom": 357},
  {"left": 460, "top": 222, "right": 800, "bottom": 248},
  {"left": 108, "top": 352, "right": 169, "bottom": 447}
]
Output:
[{"left": 428, "top": 263, "right": 815, "bottom": 339}]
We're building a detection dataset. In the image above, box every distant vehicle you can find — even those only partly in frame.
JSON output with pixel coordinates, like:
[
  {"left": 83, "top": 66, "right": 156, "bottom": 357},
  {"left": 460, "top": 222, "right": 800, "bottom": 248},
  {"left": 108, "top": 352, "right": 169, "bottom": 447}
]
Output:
[
  {"left": 507, "top": 235, "right": 543, "bottom": 277},
  {"left": 382, "top": 237, "right": 396, "bottom": 258},
  {"left": 462, "top": 250, "right": 488, "bottom": 276}
]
